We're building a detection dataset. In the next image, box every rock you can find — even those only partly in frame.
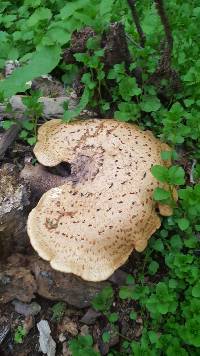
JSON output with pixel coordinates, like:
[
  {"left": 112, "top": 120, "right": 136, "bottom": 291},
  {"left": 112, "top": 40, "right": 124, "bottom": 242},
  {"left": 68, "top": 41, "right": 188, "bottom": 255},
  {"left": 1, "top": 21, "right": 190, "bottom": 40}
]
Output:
[
  {"left": 12, "top": 300, "right": 41, "bottom": 316},
  {"left": 80, "top": 325, "right": 90, "bottom": 336},
  {"left": 80, "top": 308, "right": 101, "bottom": 325},
  {"left": 109, "top": 269, "right": 129, "bottom": 286},
  {"left": 30, "top": 256, "right": 110, "bottom": 309},
  {"left": 58, "top": 333, "right": 66, "bottom": 342},
  {"left": 4, "top": 60, "right": 20, "bottom": 77},
  {"left": 0, "top": 95, "right": 78, "bottom": 121},
  {"left": 0, "top": 164, "right": 30, "bottom": 259},
  {"left": 59, "top": 317, "right": 78, "bottom": 337},
  {"left": 37, "top": 320, "right": 56, "bottom": 356},
  {"left": 0, "top": 267, "right": 37, "bottom": 303}
]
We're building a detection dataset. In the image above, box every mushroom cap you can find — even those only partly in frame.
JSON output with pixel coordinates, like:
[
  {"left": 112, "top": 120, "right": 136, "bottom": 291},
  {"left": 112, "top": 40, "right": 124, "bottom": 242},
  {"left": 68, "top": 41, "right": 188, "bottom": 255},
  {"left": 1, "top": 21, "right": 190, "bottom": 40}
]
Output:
[{"left": 27, "top": 119, "right": 170, "bottom": 282}]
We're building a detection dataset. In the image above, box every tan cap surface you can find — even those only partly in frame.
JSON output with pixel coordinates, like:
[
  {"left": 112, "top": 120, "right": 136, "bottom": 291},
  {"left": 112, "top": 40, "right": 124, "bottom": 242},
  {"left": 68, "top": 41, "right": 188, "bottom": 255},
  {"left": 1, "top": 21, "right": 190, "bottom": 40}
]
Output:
[{"left": 28, "top": 119, "right": 170, "bottom": 281}]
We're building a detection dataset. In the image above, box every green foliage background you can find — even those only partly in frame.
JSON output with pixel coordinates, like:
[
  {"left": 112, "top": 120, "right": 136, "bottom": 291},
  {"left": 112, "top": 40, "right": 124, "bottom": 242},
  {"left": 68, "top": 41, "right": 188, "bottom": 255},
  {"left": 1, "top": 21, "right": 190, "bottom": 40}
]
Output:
[{"left": 1, "top": 1, "right": 200, "bottom": 355}]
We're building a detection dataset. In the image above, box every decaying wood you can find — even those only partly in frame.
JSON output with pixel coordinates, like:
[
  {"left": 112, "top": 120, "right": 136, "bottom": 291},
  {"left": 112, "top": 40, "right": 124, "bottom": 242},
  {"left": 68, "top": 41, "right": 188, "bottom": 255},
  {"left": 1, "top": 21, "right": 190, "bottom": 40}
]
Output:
[
  {"left": 0, "top": 253, "right": 128, "bottom": 308},
  {"left": 0, "top": 266, "right": 37, "bottom": 303},
  {"left": 0, "top": 254, "right": 110, "bottom": 308},
  {"left": 101, "top": 22, "right": 131, "bottom": 70},
  {"left": 0, "top": 164, "right": 30, "bottom": 259},
  {"left": 63, "top": 27, "right": 96, "bottom": 64},
  {"left": 20, "top": 163, "right": 69, "bottom": 200},
  {"left": 0, "top": 125, "right": 21, "bottom": 158}
]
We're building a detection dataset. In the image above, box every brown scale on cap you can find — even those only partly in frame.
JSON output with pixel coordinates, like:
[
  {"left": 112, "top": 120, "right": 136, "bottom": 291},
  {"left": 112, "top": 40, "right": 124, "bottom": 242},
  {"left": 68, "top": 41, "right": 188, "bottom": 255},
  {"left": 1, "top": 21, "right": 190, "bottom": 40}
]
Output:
[{"left": 27, "top": 119, "right": 172, "bottom": 282}]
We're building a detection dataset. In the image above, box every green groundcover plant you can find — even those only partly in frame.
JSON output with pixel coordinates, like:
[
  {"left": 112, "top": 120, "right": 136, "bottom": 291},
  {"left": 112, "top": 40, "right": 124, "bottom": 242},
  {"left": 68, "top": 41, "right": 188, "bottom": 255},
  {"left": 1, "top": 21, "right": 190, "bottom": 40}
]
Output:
[{"left": 1, "top": 1, "right": 200, "bottom": 355}]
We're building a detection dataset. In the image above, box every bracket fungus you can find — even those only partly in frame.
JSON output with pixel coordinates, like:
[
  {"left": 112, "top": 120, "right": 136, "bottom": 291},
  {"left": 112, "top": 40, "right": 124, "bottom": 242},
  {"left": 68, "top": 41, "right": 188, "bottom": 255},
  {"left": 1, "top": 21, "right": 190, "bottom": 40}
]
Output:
[{"left": 27, "top": 119, "right": 172, "bottom": 282}]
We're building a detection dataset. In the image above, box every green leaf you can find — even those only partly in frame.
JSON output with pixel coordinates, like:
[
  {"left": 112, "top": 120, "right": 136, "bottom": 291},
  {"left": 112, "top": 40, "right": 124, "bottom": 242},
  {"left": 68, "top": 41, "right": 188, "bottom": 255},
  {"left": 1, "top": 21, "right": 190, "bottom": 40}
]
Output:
[
  {"left": 140, "top": 96, "right": 161, "bottom": 112},
  {"left": 27, "top": 136, "right": 37, "bottom": 146},
  {"left": 119, "top": 77, "right": 141, "bottom": 101},
  {"left": 153, "top": 187, "right": 171, "bottom": 201},
  {"left": 177, "top": 218, "right": 190, "bottom": 231},
  {"left": 2, "top": 120, "right": 15, "bottom": 130},
  {"left": 92, "top": 286, "right": 113, "bottom": 312},
  {"left": 108, "top": 313, "right": 118, "bottom": 323},
  {"left": 126, "top": 275, "right": 135, "bottom": 284},
  {"left": 170, "top": 235, "right": 183, "bottom": 250},
  {"left": 19, "top": 130, "right": 28, "bottom": 139},
  {"left": 28, "top": 7, "right": 52, "bottom": 27},
  {"left": 22, "top": 120, "right": 34, "bottom": 131},
  {"left": 100, "top": 0, "right": 114, "bottom": 16},
  {"left": 102, "top": 331, "right": 110, "bottom": 343},
  {"left": 114, "top": 102, "right": 140, "bottom": 122},
  {"left": 168, "top": 166, "right": 185, "bottom": 185},
  {"left": 148, "top": 261, "right": 159, "bottom": 275},
  {"left": 152, "top": 239, "right": 164, "bottom": 252},
  {"left": 151, "top": 165, "right": 169, "bottom": 183},
  {"left": 168, "top": 279, "right": 178, "bottom": 289},
  {"left": 60, "top": 1, "right": 90, "bottom": 20},
  {"left": 192, "top": 282, "right": 200, "bottom": 298},
  {"left": 157, "top": 303, "right": 169, "bottom": 314},
  {"left": 52, "top": 302, "right": 65, "bottom": 321},
  {"left": 43, "top": 28, "right": 70, "bottom": 46},
  {"left": 119, "top": 286, "right": 134, "bottom": 300},
  {"left": 69, "top": 335, "right": 99, "bottom": 356},
  {"left": 0, "top": 46, "right": 61, "bottom": 98},
  {"left": 148, "top": 331, "right": 159, "bottom": 344},
  {"left": 24, "top": 0, "right": 42, "bottom": 7},
  {"left": 161, "top": 151, "right": 172, "bottom": 161},
  {"left": 129, "top": 311, "right": 137, "bottom": 320}
]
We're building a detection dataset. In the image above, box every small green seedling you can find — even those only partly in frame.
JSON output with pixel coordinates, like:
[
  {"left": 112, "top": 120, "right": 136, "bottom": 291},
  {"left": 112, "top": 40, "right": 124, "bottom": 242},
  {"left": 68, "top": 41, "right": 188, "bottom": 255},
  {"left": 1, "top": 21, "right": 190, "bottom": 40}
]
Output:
[
  {"left": 92, "top": 286, "right": 114, "bottom": 313},
  {"left": 51, "top": 302, "right": 66, "bottom": 321},
  {"left": 69, "top": 335, "right": 99, "bottom": 356},
  {"left": 14, "top": 325, "right": 26, "bottom": 344}
]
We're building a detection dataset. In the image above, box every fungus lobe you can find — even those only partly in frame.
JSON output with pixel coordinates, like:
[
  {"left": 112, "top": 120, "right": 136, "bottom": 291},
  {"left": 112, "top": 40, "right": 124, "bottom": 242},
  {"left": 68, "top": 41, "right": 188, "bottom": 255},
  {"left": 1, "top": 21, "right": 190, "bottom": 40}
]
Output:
[{"left": 27, "top": 119, "right": 171, "bottom": 281}]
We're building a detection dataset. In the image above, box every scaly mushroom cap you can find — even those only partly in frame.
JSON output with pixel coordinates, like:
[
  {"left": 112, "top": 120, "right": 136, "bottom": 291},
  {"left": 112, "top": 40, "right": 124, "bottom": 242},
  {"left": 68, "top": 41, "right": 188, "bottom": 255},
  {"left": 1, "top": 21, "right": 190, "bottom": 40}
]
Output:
[{"left": 27, "top": 119, "right": 170, "bottom": 281}]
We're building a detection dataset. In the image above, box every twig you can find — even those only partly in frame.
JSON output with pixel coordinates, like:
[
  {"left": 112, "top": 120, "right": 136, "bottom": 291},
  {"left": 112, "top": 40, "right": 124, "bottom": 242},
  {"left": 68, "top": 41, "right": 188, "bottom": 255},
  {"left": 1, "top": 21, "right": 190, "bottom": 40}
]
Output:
[
  {"left": 148, "top": 0, "right": 181, "bottom": 91},
  {"left": 127, "top": 0, "right": 146, "bottom": 48},
  {"left": 154, "top": 0, "right": 173, "bottom": 54},
  {"left": 190, "top": 159, "right": 197, "bottom": 184}
]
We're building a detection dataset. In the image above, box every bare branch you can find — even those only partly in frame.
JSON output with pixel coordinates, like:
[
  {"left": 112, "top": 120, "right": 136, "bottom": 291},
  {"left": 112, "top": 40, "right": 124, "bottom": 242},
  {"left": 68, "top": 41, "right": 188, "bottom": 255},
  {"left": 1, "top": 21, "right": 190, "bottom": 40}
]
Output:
[
  {"left": 154, "top": 0, "right": 173, "bottom": 54},
  {"left": 127, "top": 0, "right": 146, "bottom": 47}
]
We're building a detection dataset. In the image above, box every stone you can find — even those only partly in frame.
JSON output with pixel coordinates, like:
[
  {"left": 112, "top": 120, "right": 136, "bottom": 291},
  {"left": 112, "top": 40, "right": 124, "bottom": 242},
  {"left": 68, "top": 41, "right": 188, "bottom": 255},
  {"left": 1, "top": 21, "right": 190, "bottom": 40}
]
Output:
[
  {"left": 80, "top": 308, "right": 101, "bottom": 325},
  {"left": 37, "top": 320, "right": 56, "bottom": 356},
  {"left": 12, "top": 300, "right": 41, "bottom": 316},
  {"left": 80, "top": 325, "right": 90, "bottom": 336}
]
